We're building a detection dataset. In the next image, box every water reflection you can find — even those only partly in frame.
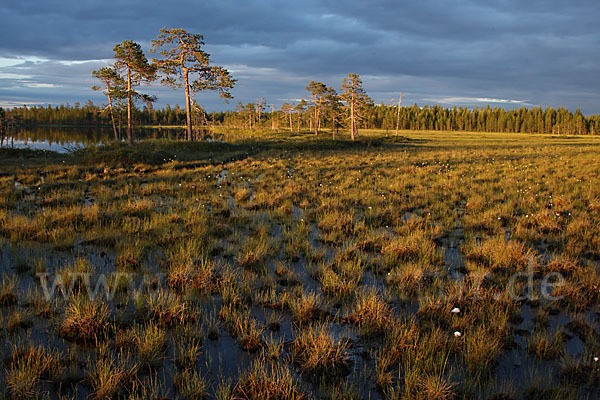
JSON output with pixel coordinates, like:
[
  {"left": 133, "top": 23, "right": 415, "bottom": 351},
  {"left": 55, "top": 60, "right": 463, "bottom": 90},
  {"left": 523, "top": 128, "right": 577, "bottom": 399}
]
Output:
[{"left": 0, "top": 126, "right": 186, "bottom": 153}]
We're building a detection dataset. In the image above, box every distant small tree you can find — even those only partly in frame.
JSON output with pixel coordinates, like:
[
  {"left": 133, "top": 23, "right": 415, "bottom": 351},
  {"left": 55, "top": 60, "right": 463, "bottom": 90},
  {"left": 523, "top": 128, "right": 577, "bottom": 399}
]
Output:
[
  {"left": 340, "top": 73, "right": 372, "bottom": 140},
  {"left": 573, "top": 108, "right": 587, "bottom": 135},
  {"left": 255, "top": 97, "right": 266, "bottom": 127},
  {"left": 152, "top": 27, "right": 236, "bottom": 141},
  {"left": 0, "top": 107, "right": 4, "bottom": 146},
  {"left": 395, "top": 92, "right": 403, "bottom": 136},
  {"left": 324, "top": 87, "right": 342, "bottom": 139},
  {"left": 234, "top": 102, "right": 245, "bottom": 129},
  {"left": 113, "top": 40, "right": 156, "bottom": 145},
  {"left": 294, "top": 100, "right": 307, "bottom": 132},
  {"left": 244, "top": 103, "right": 256, "bottom": 129},
  {"left": 92, "top": 66, "right": 124, "bottom": 140},
  {"left": 306, "top": 81, "right": 327, "bottom": 135},
  {"left": 281, "top": 103, "right": 294, "bottom": 131},
  {"left": 268, "top": 104, "right": 277, "bottom": 130}
]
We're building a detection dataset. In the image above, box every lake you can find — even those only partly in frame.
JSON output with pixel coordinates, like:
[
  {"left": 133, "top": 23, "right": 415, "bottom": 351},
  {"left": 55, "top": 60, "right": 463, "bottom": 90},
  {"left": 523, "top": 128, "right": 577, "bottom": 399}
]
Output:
[{"left": 0, "top": 126, "right": 187, "bottom": 153}]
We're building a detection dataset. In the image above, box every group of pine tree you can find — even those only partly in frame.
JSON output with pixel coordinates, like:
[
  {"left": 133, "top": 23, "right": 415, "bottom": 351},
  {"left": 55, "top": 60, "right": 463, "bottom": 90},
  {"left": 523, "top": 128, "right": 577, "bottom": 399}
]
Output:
[
  {"left": 1, "top": 27, "right": 599, "bottom": 139},
  {"left": 4, "top": 100, "right": 599, "bottom": 137}
]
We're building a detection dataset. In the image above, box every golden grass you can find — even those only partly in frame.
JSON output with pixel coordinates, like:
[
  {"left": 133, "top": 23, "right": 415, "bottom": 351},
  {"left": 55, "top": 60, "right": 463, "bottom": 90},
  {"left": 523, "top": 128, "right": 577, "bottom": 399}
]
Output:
[{"left": 3, "top": 131, "right": 600, "bottom": 398}]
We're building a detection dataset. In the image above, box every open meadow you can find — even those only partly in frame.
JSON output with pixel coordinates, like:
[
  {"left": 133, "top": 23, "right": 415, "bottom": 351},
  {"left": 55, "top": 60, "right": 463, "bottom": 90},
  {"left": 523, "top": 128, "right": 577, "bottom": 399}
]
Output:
[{"left": 1, "top": 130, "right": 600, "bottom": 399}]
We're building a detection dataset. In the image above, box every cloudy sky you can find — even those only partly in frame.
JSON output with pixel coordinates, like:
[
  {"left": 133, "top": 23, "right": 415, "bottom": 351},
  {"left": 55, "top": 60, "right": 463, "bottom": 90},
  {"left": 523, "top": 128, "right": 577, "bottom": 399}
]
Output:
[{"left": 0, "top": 0, "right": 598, "bottom": 114}]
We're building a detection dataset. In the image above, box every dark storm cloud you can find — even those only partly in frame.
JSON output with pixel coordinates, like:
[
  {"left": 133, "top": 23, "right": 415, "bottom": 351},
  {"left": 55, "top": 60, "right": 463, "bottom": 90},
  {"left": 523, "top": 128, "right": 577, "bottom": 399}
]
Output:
[{"left": 0, "top": 0, "right": 598, "bottom": 113}]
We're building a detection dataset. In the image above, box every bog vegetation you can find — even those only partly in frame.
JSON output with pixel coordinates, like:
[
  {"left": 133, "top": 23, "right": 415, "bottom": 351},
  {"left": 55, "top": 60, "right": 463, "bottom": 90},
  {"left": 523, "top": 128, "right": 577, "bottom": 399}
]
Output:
[{"left": 0, "top": 129, "right": 600, "bottom": 399}]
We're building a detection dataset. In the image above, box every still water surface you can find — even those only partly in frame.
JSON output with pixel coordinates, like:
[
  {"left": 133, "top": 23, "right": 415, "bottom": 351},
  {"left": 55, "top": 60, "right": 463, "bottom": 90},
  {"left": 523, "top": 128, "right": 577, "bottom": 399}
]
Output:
[{"left": 0, "top": 126, "right": 186, "bottom": 153}]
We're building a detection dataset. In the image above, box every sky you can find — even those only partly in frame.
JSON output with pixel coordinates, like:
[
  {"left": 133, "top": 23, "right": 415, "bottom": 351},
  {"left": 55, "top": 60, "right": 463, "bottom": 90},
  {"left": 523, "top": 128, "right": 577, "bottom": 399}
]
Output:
[{"left": 0, "top": 0, "right": 598, "bottom": 114}]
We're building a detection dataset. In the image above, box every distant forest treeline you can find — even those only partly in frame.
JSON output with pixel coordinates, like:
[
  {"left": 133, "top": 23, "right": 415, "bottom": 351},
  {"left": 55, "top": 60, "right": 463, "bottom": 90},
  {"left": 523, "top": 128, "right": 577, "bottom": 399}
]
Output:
[{"left": 1, "top": 101, "right": 599, "bottom": 135}]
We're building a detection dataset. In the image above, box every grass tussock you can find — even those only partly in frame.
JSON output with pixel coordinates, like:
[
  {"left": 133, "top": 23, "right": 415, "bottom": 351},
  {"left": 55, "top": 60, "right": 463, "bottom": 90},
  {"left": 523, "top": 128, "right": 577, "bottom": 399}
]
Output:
[
  {"left": 463, "top": 236, "right": 535, "bottom": 272},
  {"left": 174, "top": 369, "right": 208, "bottom": 400},
  {"left": 291, "top": 323, "right": 351, "bottom": 380},
  {"left": 345, "top": 290, "right": 391, "bottom": 336},
  {"left": 4, "top": 344, "right": 63, "bottom": 399},
  {"left": 87, "top": 347, "right": 137, "bottom": 400},
  {"left": 527, "top": 329, "right": 566, "bottom": 360},
  {"left": 0, "top": 275, "right": 18, "bottom": 306},
  {"left": 59, "top": 295, "right": 110, "bottom": 341},
  {"left": 235, "top": 358, "right": 306, "bottom": 400}
]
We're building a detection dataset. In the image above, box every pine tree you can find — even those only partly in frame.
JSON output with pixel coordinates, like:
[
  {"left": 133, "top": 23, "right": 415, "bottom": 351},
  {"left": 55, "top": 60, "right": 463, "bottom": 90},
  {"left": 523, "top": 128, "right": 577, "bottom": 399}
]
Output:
[
  {"left": 281, "top": 103, "right": 294, "bottom": 131},
  {"left": 92, "top": 67, "right": 125, "bottom": 140},
  {"left": 113, "top": 40, "right": 156, "bottom": 144},
  {"left": 306, "top": 81, "right": 327, "bottom": 135},
  {"left": 294, "top": 100, "right": 307, "bottom": 132},
  {"left": 339, "top": 73, "right": 372, "bottom": 140},
  {"left": 152, "top": 27, "right": 235, "bottom": 141},
  {"left": 324, "top": 87, "right": 342, "bottom": 139}
]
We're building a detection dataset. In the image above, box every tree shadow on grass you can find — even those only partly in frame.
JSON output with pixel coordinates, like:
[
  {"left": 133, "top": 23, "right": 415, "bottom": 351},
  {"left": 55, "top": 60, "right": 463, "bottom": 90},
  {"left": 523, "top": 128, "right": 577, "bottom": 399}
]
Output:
[{"left": 2, "top": 133, "right": 427, "bottom": 170}]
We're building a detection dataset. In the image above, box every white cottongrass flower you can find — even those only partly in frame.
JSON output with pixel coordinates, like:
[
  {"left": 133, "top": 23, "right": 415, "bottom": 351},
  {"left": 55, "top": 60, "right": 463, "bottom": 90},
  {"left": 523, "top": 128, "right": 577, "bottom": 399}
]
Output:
[
  {"left": 453, "top": 331, "right": 461, "bottom": 337},
  {"left": 451, "top": 307, "right": 460, "bottom": 314}
]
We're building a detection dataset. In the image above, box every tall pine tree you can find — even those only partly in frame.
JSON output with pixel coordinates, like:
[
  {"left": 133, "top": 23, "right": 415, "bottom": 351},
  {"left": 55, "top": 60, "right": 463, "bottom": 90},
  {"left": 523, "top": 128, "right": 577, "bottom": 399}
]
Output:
[
  {"left": 152, "top": 27, "right": 235, "bottom": 141},
  {"left": 92, "top": 66, "right": 124, "bottom": 140},
  {"left": 113, "top": 40, "right": 156, "bottom": 144},
  {"left": 340, "top": 73, "right": 372, "bottom": 140}
]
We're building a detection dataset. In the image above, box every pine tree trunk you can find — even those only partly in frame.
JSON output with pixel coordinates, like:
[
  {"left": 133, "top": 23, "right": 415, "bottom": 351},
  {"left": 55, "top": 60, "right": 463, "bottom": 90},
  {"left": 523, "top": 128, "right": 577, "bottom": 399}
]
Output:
[
  {"left": 271, "top": 105, "right": 275, "bottom": 130},
  {"left": 184, "top": 69, "right": 193, "bottom": 141},
  {"left": 106, "top": 83, "right": 118, "bottom": 141},
  {"left": 395, "top": 105, "right": 401, "bottom": 136},
  {"left": 127, "top": 67, "right": 133, "bottom": 145},
  {"left": 314, "top": 94, "right": 318, "bottom": 135},
  {"left": 332, "top": 116, "right": 336, "bottom": 140},
  {"left": 317, "top": 105, "right": 321, "bottom": 132},
  {"left": 350, "top": 93, "right": 355, "bottom": 141}
]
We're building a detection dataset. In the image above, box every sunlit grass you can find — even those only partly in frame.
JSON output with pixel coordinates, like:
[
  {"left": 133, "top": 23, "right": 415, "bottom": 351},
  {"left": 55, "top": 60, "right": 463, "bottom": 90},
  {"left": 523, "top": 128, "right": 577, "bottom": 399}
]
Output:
[{"left": 1, "top": 131, "right": 600, "bottom": 398}]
